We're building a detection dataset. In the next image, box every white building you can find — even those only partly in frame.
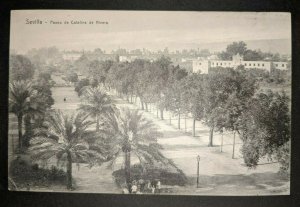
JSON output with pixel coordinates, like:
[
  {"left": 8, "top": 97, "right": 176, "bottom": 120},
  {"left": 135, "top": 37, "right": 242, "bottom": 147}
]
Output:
[
  {"left": 192, "top": 53, "right": 289, "bottom": 74},
  {"left": 62, "top": 52, "right": 82, "bottom": 61},
  {"left": 119, "top": 55, "right": 138, "bottom": 63}
]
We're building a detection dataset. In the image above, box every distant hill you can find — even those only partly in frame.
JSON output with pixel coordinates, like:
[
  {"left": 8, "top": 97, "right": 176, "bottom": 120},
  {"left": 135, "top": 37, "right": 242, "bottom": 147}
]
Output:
[
  {"left": 188, "top": 38, "right": 291, "bottom": 55},
  {"left": 100, "top": 38, "right": 291, "bottom": 56},
  {"left": 245, "top": 39, "right": 291, "bottom": 55}
]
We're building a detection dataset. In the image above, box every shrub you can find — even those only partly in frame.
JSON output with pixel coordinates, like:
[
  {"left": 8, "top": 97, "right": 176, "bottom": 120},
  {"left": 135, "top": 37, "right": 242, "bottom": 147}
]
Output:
[
  {"left": 241, "top": 140, "right": 260, "bottom": 168},
  {"left": 9, "top": 157, "right": 67, "bottom": 188},
  {"left": 112, "top": 164, "right": 187, "bottom": 187},
  {"left": 276, "top": 141, "right": 290, "bottom": 174},
  {"left": 75, "top": 78, "right": 90, "bottom": 96}
]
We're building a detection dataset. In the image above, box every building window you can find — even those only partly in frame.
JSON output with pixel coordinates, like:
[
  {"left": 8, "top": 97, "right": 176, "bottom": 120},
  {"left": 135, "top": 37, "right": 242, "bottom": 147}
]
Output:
[
  {"left": 199, "top": 63, "right": 201, "bottom": 65},
  {"left": 276, "top": 64, "right": 278, "bottom": 67},
  {"left": 253, "top": 63, "right": 256, "bottom": 66},
  {"left": 249, "top": 63, "right": 251, "bottom": 66},
  {"left": 212, "top": 62, "right": 214, "bottom": 65},
  {"left": 282, "top": 64, "right": 285, "bottom": 67},
  {"left": 262, "top": 64, "right": 264, "bottom": 66},
  {"left": 258, "top": 63, "right": 260, "bottom": 66},
  {"left": 245, "top": 63, "right": 247, "bottom": 66},
  {"left": 220, "top": 63, "right": 222, "bottom": 65},
  {"left": 216, "top": 63, "right": 218, "bottom": 66}
]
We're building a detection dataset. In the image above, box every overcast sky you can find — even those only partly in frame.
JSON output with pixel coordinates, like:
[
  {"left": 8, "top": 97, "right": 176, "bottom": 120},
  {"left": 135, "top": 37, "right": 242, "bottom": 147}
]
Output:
[{"left": 10, "top": 10, "right": 291, "bottom": 53}]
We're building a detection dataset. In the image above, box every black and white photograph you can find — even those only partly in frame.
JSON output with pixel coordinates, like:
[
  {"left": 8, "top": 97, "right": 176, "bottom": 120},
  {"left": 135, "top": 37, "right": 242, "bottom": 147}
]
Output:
[{"left": 8, "top": 10, "right": 291, "bottom": 196}]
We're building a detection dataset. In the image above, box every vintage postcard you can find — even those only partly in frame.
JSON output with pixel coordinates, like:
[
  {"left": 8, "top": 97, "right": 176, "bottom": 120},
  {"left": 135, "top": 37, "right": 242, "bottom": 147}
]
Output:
[{"left": 8, "top": 10, "right": 291, "bottom": 195}]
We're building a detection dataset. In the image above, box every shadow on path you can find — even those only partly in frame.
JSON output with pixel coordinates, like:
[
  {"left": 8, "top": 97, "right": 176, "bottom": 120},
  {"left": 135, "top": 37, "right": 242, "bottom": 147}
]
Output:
[{"left": 184, "top": 172, "right": 289, "bottom": 195}]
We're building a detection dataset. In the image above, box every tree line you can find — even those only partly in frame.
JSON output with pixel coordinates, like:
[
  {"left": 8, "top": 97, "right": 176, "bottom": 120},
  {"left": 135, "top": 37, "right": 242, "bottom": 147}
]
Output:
[
  {"left": 9, "top": 54, "right": 178, "bottom": 190},
  {"left": 83, "top": 55, "right": 290, "bottom": 172},
  {"left": 9, "top": 51, "right": 291, "bottom": 190}
]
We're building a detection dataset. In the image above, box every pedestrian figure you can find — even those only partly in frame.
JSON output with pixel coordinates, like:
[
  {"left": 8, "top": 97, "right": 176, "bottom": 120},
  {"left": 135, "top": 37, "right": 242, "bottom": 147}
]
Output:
[
  {"left": 151, "top": 179, "right": 157, "bottom": 189},
  {"left": 156, "top": 180, "right": 161, "bottom": 194},
  {"left": 147, "top": 180, "right": 151, "bottom": 189},
  {"left": 131, "top": 183, "right": 137, "bottom": 194},
  {"left": 138, "top": 179, "right": 145, "bottom": 192},
  {"left": 26, "top": 183, "right": 30, "bottom": 191},
  {"left": 122, "top": 187, "right": 129, "bottom": 194},
  {"left": 145, "top": 180, "right": 151, "bottom": 193},
  {"left": 64, "top": 97, "right": 66, "bottom": 102},
  {"left": 128, "top": 183, "right": 132, "bottom": 194},
  {"left": 151, "top": 185, "right": 155, "bottom": 194}
]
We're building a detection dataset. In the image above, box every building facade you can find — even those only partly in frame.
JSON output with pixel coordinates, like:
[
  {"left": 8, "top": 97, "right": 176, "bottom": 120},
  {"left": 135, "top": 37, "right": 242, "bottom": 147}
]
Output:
[
  {"left": 62, "top": 52, "right": 83, "bottom": 61},
  {"left": 192, "top": 53, "right": 289, "bottom": 74}
]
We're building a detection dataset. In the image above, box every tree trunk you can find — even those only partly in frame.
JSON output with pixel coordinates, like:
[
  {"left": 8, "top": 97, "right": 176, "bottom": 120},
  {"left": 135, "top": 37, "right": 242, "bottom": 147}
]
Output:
[
  {"left": 141, "top": 99, "right": 144, "bottom": 110},
  {"left": 192, "top": 118, "right": 196, "bottom": 137},
  {"left": 232, "top": 131, "right": 236, "bottom": 159},
  {"left": 184, "top": 115, "right": 187, "bottom": 133},
  {"left": 208, "top": 125, "right": 214, "bottom": 147},
  {"left": 125, "top": 151, "right": 131, "bottom": 190},
  {"left": 220, "top": 131, "right": 224, "bottom": 152},
  {"left": 17, "top": 113, "right": 23, "bottom": 150},
  {"left": 160, "top": 109, "right": 164, "bottom": 120},
  {"left": 66, "top": 152, "right": 73, "bottom": 189},
  {"left": 96, "top": 115, "right": 99, "bottom": 132},
  {"left": 145, "top": 103, "right": 148, "bottom": 112},
  {"left": 156, "top": 109, "right": 159, "bottom": 118},
  {"left": 24, "top": 115, "right": 32, "bottom": 148},
  {"left": 178, "top": 111, "right": 181, "bottom": 129},
  {"left": 130, "top": 94, "right": 133, "bottom": 103}
]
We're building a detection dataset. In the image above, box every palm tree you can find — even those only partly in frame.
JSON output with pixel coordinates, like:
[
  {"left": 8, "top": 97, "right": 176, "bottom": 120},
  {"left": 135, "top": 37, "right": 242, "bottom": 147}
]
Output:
[
  {"left": 99, "top": 107, "right": 175, "bottom": 190},
  {"left": 79, "top": 86, "right": 115, "bottom": 132},
  {"left": 29, "top": 110, "right": 106, "bottom": 190},
  {"left": 9, "top": 81, "right": 37, "bottom": 150}
]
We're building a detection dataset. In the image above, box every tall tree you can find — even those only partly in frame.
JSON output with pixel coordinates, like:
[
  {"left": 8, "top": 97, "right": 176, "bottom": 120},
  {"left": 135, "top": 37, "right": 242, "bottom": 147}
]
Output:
[
  {"left": 29, "top": 110, "right": 105, "bottom": 189},
  {"left": 243, "top": 49, "right": 264, "bottom": 61},
  {"left": 9, "top": 81, "right": 38, "bottom": 150},
  {"left": 79, "top": 86, "right": 115, "bottom": 132},
  {"left": 22, "top": 76, "right": 55, "bottom": 147},
  {"left": 215, "top": 68, "right": 256, "bottom": 156},
  {"left": 154, "top": 56, "right": 173, "bottom": 119},
  {"left": 218, "top": 41, "right": 247, "bottom": 60},
  {"left": 10, "top": 55, "right": 35, "bottom": 81},
  {"left": 181, "top": 74, "right": 205, "bottom": 136},
  {"left": 99, "top": 108, "right": 174, "bottom": 191},
  {"left": 202, "top": 68, "right": 256, "bottom": 147},
  {"left": 239, "top": 91, "right": 290, "bottom": 169}
]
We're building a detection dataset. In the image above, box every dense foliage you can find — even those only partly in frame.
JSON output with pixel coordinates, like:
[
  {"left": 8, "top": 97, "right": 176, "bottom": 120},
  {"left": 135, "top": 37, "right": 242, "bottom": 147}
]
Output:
[
  {"left": 9, "top": 43, "right": 291, "bottom": 192},
  {"left": 218, "top": 41, "right": 287, "bottom": 61},
  {"left": 10, "top": 157, "right": 67, "bottom": 189},
  {"left": 239, "top": 91, "right": 290, "bottom": 169},
  {"left": 30, "top": 110, "right": 106, "bottom": 189},
  {"left": 10, "top": 55, "right": 35, "bottom": 81},
  {"left": 112, "top": 164, "right": 187, "bottom": 187}
]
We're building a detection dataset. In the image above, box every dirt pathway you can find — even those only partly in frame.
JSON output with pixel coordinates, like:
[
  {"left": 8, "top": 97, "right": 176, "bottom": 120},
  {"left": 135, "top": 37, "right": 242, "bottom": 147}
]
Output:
[
  {"left": 110, "top": 93, "right": 289, "bottom": 195},
  {"left": 72, "top": 162, "right": 120, "bottom": 193}
]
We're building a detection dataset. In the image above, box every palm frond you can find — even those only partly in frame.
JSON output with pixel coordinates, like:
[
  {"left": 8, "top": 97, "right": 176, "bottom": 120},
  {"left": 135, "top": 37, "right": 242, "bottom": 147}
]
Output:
[{"left": 30, "top": 109, "right": 106, "bottom": 167}]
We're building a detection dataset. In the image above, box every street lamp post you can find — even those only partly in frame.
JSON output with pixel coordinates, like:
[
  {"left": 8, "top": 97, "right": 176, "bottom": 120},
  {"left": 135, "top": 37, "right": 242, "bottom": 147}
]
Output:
[{"left": 196, "top": 155, "right": 200, "bottom": 188}]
